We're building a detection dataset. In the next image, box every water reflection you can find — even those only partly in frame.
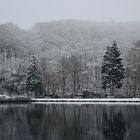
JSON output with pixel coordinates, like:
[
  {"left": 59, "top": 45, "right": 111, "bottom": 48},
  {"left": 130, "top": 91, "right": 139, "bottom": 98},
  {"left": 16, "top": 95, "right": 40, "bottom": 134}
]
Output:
[
  {"left": 0, "top": 104, "right": 140, "bottom": 140},
  {"left": 103, "top": 111, "right": 126, "bottom": 140}
]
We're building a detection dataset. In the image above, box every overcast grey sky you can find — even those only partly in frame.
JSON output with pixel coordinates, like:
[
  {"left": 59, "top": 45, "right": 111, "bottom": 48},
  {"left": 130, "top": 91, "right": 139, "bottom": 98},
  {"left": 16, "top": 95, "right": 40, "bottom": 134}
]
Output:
[{"left": 0, "top": 0, "right": 140, "bottom": 28}]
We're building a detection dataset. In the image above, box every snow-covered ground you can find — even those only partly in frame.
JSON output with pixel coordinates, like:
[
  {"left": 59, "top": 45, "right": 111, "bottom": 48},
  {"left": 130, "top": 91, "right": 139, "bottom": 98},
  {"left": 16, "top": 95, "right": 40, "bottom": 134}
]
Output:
[
  {"left": 1, "top": 97, "right": 140, "bottom": 103},
  {"left": 31, "top": 98, "right": 140, "bottom": 103}
]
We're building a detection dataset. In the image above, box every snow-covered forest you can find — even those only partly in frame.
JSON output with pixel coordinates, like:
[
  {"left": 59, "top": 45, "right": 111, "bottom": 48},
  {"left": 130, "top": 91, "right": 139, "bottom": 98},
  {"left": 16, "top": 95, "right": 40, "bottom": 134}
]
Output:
[{"left": 0, "top": 20, "right": 140, "bottom": 98}]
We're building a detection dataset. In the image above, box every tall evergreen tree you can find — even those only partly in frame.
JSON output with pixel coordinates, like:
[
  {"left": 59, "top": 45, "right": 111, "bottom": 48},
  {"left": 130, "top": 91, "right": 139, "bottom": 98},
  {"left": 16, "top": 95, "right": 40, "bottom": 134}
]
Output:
[
  {"left": 101, "top": 41, "right": 125, "bottom": 95},
  {"left": 26, "top": 56, "right": 43, "bottom": 97}
]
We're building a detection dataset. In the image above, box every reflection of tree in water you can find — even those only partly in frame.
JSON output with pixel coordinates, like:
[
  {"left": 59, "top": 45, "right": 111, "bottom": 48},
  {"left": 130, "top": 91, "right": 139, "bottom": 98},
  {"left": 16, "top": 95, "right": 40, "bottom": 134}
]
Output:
[
  {"left": 1, "top": 104, "right": 140, "bottom": 140},
  {"left": 60, "top": 105, "right": 84, "bottom": 140},
  {"left": 103, "top": 111, "right": 126, "bottom": 140},
  {"left": 27, "top": 104, "right": 85, "bottom": 140},
  {"left": 26, "top": 105, "right": 45, "bottom": 140}
]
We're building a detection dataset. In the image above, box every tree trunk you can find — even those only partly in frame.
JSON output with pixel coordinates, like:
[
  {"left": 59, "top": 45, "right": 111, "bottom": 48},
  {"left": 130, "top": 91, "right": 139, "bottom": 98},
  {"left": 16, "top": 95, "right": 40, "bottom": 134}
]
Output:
[{"left": 110, "top": 81, "right": 114, "bottom": 96}]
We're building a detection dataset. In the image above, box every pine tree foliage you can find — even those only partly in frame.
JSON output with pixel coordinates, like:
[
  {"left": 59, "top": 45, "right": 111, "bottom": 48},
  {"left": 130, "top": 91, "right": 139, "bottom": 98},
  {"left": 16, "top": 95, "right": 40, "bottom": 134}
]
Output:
[
  {"left": 101, "top": 41, "right": 125, "bottom": 95},
  {"left": 26, "top": 56, "right": 43, "bottom": 97}
]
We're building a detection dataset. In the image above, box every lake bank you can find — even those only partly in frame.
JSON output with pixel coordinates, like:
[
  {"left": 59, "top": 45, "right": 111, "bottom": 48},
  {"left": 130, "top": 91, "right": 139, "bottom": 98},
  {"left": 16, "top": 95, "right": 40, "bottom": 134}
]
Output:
[
  {"left": 1, "top": 97, "right": 140, "bottom": 103},
  {"left": 31, "top": 98, "right": 140, "bottom": 103}
]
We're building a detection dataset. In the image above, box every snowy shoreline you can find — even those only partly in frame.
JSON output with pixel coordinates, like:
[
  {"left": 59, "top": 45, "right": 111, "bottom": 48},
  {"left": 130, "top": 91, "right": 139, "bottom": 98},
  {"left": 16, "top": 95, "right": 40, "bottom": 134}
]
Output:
[
  {"left": 31, "top": 98, "right": 140, "bottom": 103},
  {"left": 1, "top": 98, "right": 140, "bottom": 103}
]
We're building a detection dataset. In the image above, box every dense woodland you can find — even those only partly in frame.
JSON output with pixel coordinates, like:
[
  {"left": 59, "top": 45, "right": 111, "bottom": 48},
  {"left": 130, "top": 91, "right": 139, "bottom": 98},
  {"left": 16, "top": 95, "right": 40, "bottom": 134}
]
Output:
[{"left": 0, "top": 20, "right": 140, "bottom": 98}]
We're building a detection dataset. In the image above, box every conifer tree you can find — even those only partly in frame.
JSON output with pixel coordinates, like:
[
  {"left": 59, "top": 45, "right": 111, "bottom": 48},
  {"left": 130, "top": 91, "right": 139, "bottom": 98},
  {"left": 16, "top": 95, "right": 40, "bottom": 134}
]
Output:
[
  {"left": 101, "top": 41, "right": 125, "bottom": 95},
  {"left": 26, "top": 56, "right": 43, "bottom": 97}
]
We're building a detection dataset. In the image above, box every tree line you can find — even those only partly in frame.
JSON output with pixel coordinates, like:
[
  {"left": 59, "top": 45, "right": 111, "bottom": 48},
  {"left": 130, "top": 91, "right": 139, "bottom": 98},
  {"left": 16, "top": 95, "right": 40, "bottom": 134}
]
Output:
[
  {"left": 26, "top": 41, "right": 126, "bottom": 98},
  {"left": 0, "top": 40, "right": 139, "bottom": 98}
]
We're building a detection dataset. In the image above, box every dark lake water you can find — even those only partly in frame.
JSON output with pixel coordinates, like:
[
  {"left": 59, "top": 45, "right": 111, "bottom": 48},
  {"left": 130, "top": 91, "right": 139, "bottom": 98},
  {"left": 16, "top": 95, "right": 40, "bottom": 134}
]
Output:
[{"left": 0, "top": 103, "right": 140, "bottom": 140}]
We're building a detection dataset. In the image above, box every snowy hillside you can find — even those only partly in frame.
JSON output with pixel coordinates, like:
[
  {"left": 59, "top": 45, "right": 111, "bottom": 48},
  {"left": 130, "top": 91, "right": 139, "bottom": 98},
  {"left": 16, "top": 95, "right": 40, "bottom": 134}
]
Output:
[{"left": 0, "top": 20, "right": 140, "bottom": 96}]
